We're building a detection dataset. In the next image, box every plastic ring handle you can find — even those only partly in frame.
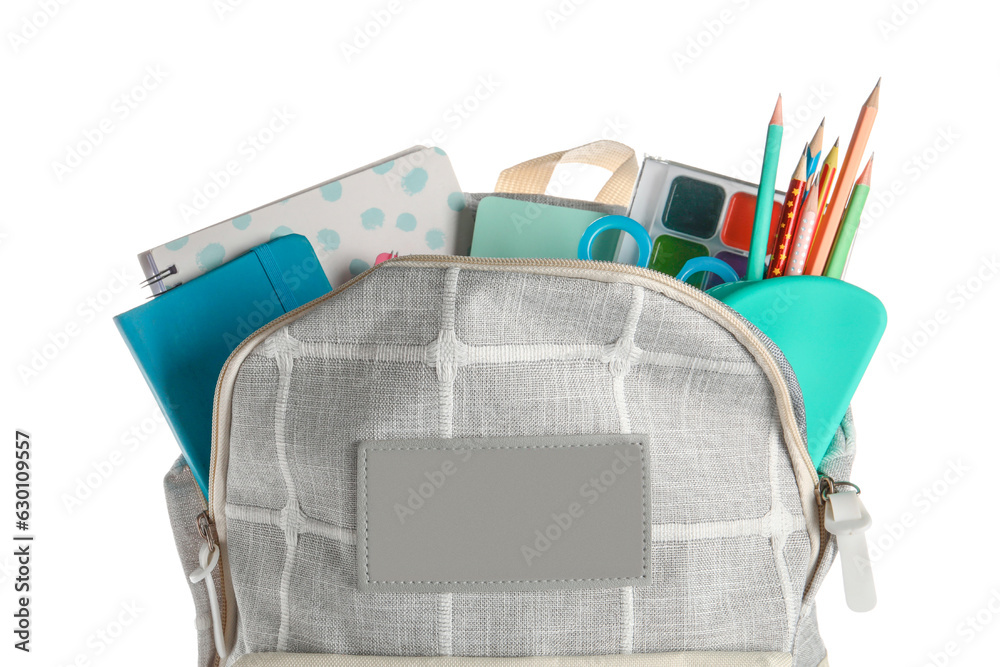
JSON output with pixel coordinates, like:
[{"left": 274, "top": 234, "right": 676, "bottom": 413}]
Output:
[
  {"left": 676, "top": 256, "right": 741, "bottom": 285},
  {"left": 578, "top": 215, "right": 653, "bottom": 268}
]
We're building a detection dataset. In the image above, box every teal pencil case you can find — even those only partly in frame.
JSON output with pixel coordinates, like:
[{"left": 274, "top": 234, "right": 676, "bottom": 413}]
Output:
[{"left": 706, "top": 276, "right": 887, "bottom": 468}]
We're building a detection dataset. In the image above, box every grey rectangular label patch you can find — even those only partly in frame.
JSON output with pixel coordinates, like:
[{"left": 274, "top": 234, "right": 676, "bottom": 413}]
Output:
[{"left": 357, "top": 434, "right": 650, "bottom": 593}]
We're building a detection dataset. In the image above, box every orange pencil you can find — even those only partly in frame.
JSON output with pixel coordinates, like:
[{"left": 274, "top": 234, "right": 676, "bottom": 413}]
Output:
[
  {"left": 766, "top": 147, "right": 808, "bottom": 278},
  {"left": 815, "top": 137, "right": 839, "bottom": 219},
  {"left": 804, "top": 79, "right": 879, "bottom": 274}
]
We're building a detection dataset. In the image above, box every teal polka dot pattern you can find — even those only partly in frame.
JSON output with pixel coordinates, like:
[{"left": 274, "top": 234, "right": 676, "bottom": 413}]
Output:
[
  {"left": 395, "top": 213, "right": 417, "bottom": 231},
  {"left": 317, "top": 228, "right": 340, "bottom": 251},
  {"left": 320, "top": 182, "right": 342, "bottom": 202},
  {"left": 360, "top": 208, "right": 384, "bottom": 230},
  {"left": 349, "top": 259, "right": 370, "bottom": 276},
  {"left": 196, "top": 243, "right": 225, "bottom": 271},
  {"left": 425, "top": 229, "right": 445, "bottom": 250},
  {"left": 401, "top": 168, "right": 428, "bottom": 195},
  {"left": 154, "top": 147, "right": 465, "bottom": 289}
]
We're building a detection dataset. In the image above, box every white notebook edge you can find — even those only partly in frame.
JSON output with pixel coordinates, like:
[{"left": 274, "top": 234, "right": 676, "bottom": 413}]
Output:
[{"left": 137, "top": 145, "right": 429, "bottom": 295}]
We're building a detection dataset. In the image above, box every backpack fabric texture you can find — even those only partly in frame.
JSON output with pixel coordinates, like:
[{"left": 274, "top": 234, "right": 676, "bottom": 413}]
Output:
[{"left": 164, "top": 260, "right": 856, "bottom": 667}]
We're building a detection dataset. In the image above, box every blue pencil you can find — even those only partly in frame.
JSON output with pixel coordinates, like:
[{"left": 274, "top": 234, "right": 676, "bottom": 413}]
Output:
[{"left": 805, "top": 118, "right": 825, "bottom": 181}]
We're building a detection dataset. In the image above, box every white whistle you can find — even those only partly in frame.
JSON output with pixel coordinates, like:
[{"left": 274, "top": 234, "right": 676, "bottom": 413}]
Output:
[{"left": 824, "top": 489, "right": 877, "bottom": 612}]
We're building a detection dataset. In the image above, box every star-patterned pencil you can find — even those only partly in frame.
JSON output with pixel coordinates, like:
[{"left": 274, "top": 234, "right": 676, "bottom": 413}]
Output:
[
  {"left": 765, "top": 147, "right": 808, "bottom": 278},
  {"left": 790, "top": 171, "right": 819, "bottom": 233}
]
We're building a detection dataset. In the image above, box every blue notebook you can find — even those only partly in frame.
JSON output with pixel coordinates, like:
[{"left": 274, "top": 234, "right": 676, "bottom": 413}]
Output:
[{"left": 115, "top": 234, "right": 332, "bottom": 497}]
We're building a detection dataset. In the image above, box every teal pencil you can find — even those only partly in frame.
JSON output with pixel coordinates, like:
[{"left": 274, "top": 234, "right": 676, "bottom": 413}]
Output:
[{"left": 747, "top": 95, "right": 784, "bottom": 281}]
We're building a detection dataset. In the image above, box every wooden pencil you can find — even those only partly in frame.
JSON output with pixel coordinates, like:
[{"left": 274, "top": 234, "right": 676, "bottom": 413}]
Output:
[
  {"left": 824, "top": 154, "right": 874, "bottom": 279},
  {"left": 814, "top": 137, "right": 839, "bottom": 219},
  {"left": 804, "top": 78, "right": 880, "bottom": 274},
  {"left": 805, "top": 118, "right": 825, "bottom": 180},
  {"left": 786, "top": 185, "right": 820, "bottom": 276},
  {"left": 766, "top": 147, "right": 809, "bottom": 278},
  {"left": 789, "top": 155, "right": 819, "bottom": 243},
  {"left": 747, "top": 95, "right": 784, "bottom": 281}
]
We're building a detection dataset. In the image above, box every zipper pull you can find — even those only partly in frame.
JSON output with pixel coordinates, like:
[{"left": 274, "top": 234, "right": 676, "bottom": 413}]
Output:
[
  {"left": 819, "top": 478, "right": 877, "bottom": 612},
  {"left": 190, "top": 511, "right": 228, "bottom": 661}
]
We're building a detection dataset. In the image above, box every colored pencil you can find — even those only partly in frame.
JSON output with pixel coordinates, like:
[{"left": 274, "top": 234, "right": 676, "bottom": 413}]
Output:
[
  {"left": 806, "top": 172, "right": 818, "bottom": 196},
  {"left": 824, "top": 155, "right": 873, "bottom": 279},
  {"left": 814, "top": 137, "right": 839, "bottom": 219},
  {"left": 804, "top": 78, "right": 879, "bottom": 274},
  {"left": 747, "top": 95, "right": 784, "bottom": 281},
  {"left": 786, "top": 186, "right": 820, "bottom": 276},
  {"left": 769, "top": 142, "right": 808, "bottom": 256},
  {"left": 805, "top": 118, "right": 825, "bottom": 180},
  {"left": 790, "top": 153, "right": 819, "bottom": 233},
  {"left": 766, "top": 147, "right": 809, "bottom": 278}
]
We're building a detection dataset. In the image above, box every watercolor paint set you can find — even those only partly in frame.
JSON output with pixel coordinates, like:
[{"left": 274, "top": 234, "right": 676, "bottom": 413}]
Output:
[{"left": 619, "top": 158, "right": 785, "bottom": 289}]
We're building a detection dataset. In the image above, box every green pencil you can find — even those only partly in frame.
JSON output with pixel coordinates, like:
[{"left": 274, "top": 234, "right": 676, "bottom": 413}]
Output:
[
  {"left": 824, "top": 155, "right": 873, "bottom": 279},
  {"left": 747, "top": 95, "right": 784, "bottom": 281}
]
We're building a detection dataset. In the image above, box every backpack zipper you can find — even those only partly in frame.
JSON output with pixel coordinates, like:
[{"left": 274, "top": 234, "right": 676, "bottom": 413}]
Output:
[
  {"left": 205, "top": 261, "right": 380, "bottom": 665},
  {"left": 205, "top": 255, "right": 828, "bottom": 659},
  {"left": 192, "top": 511, "right": 228, "bottom": 663},
  {"left": 813, "top": 476, "right": 876, "bottom": 611}
]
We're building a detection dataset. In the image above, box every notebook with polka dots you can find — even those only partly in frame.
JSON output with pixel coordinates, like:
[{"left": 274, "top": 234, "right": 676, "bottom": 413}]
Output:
[{"left": 139, "top": 146, "right": 472, "bottom": 295}]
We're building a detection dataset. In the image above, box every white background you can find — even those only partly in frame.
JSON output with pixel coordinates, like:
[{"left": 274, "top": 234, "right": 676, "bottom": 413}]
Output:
[{"left": 2, "top": 0, "right": 998, "bottom": 665}]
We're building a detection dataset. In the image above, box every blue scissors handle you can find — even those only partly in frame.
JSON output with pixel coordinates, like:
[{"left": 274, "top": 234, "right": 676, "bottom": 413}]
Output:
[
  {"left": 676, "top": 256, "right": 740, "bottom": 285},
  {"left": 578, "top": 215, "right": 653, "bottom": 268}
]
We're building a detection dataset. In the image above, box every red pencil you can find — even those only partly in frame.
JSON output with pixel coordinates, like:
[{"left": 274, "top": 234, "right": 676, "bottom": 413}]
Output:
[{"left": 766, "top": 147, "right": 808, "bottom": 278}]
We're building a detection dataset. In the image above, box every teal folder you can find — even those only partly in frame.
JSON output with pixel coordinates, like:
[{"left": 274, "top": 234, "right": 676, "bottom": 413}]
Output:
[{"left": 114, "top": 234, "right": 332, "bottom": 497}]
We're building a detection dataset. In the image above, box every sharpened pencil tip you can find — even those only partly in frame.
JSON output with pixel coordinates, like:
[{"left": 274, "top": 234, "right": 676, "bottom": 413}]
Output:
[
  {"left": 804, "top": 183, "right": 820, "bottom": 211},
  {"left": 808, "top": 120, "right": 824, "bottom": 153},
  {"left": 866, "top": 78, "right": 881, "bottom": 108},
  {"left": 770, "top": 95, "right": 783, "bottom": 126},
  {"left": 857, "top": 154, "right": 874, "bottom": 186},
  {"left": 793, "top": 149, "right": 808, "bottom": 180}
]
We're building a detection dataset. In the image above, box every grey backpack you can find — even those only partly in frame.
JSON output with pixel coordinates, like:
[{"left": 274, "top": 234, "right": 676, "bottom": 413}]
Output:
[{"left": 166, "top": 254, "right": 857, "bottom": 667}]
